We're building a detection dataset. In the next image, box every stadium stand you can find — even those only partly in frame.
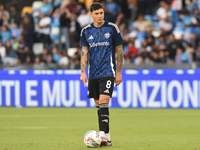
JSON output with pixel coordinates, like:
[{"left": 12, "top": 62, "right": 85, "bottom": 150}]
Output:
[{"left": 0, "top": 0, "right": 200, "bottom": 69}]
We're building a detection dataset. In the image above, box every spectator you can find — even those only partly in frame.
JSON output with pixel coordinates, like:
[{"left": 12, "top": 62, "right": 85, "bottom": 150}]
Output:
[
  {"left": 115, "top": 12, "right": 126, "bottom": 27},
  {"left": 53, "top": 0, "right": 63, "bottom": 9},
  {"left": 155, "top": 35, "right": 167, "bottom": 52},
  {"left": 52, "top": 47, "right": 60, "bottom": 63},
  {"left": 70, "top": 58, "right": 80, "bottom": 69},
  {"left": 51, "top": 8, "right": 61, "bottom": 27},
  {"left": 36, "top": 12, "right": 51, "bottom": 50},
  {"left": 170, "top": 0, "right": 183, "bottom": 12},
  {"left": 70, "top": 50, "right": 80, "bottom": 69},
  {"left": 166, "top": 34, "right": 182, "bottom": 63},
  {"left": 195, "top": 0, "right": 200, "bottom": 10},
  {"left": 40, "top": 0, "right": 53, "bottom": 16},
  {"left": 64, "top": 0, "right": 77, "bottom": 13},
  {"left": 191, "top": 8, "right": 200, "bottom": 26},
  {"left": 33, "top": 55, "right": 45, "bottom": 69},
  {"left": 0, "top": 42, "right": 6, "bottom": 63},
  {"left": 0, "top": 13, "right": 9, "bottom": 27},
  {"left": 115, "top": 13, "right": 129, "bottom": 39},
  {"left": 182, "top": 10, "right": 193, "bottom": 26},
  {"left": 10, "top": 23, "right": 21, "bottom": 40},
  {"left": 41, "top": 48, "right": 49, "bottom": 63},
  {"left": 21, "top": 14, "right": 35, "bottom": 54},
  {"left": 0, "top": 25, "right": 11, "bottom": 45},
  {"left": 118, "top": 22, "right": 127, "bottom": 38},
  {"left": 69, "top": 12, "right": 81, "bottom": 47},
  {"left": 134, "top": 14, "right": 151, "bottom": 32},
  {"left": 59, "top": 7, "right": 71, "bottom": 51},
  {"left": 0, "top": 4, "right": 9, "bottom": 25},
  {"left": 137, "top": 0, "right": 154, "bottom": 16},
  {"left": 46, "top": 53, "right": 57, "bottom": 68},
  {"left": 158, "top": 50, "right": 167, "bottom": 63},
  {"left": 51, "top": 8, "right": 61, "bottom": 47},
  {"left": 117, "top": 0, "right": 131, "bottom": 20},
  {"left": 134, "top": 56, "right": 144, "bottom": 65},
  {"left": 15, "top": 36, "right": 29, "bottom": 63},
  {"left": 184, "top": 42, "right": 195, "bottom": 63},
  {"left": 125, "top": 42, "right": 139, "bottom": 63},
  {"left": 77, "top": 9, "right": 91, "bottom": 28},
  {"left": 195, "top": 45, "right": 200, "bottom": 63},
  {"left": 185, "top": 0, "right": 196, "bottom": 14},
  {"left": 105, "top": 0, "right": 121, "bottom": 22},
  {"left": 142, "top": 38, "right": 153, "bottom": 53},
  {"left": 58, "top": 50, "right": 69, "bottom": 68},
  {"left": 156, "top": 1, "right": 171, "bottom": 22},
  {"left": 157, "top": 2, "right": 178, "bottom": 32},
  {"left": 140, "top": 46, "right": 150, "bottom": 60},
  {"left": 188, "top": 32, "right": 199, "bottom": 49},
  {"left": 2, "top": 40, "right": 17, "bottom": 65},
  {"left": 9, "top": 5, "right": 21, "bottom": 25},
  {"left": 1, "top": 0, "right": 200, "bottom": 68},
  {"left": 150, "top": 50, "right": 160, "bottom": 63},
  {"left": 175, "top": 47, "right": 188, "bottom": 64},
  {"left": 5, "top": 40, "right": 17, "bottom": 58},
  {"left": 145, "top": 27, "right": 155, "bottom": 43},
  {"left": 145, "top": 56, "right": 154, "bottom": 64},
  {"left": 10, "top": 37, "right": 16, "bottom": 50}
]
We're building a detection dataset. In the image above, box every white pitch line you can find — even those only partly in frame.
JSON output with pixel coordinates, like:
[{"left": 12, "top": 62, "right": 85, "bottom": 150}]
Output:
[
  {"left": 0, "top": 114, "right": 92, "bottom": 118},
  {"left": 3, "top": 126, "right": 75, "bottom": 130}
]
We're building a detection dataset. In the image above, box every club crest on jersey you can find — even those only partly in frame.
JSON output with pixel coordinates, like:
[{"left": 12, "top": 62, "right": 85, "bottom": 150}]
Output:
[{"left": 104, "top": 33, "right": 110, "bottom": 39}]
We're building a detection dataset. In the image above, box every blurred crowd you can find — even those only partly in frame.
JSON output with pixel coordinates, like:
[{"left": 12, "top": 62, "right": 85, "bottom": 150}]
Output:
[{"left": 1, "top": 0, "right": 200, "bottom": 69}]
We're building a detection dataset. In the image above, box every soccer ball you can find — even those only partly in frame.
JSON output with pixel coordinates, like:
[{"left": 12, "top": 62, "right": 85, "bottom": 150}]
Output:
[{"left": 83, "top": 130, "right": 101, "bottom": 148}]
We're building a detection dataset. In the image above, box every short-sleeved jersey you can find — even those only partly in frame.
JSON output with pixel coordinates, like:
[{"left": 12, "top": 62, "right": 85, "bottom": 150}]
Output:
[{"left": 80, "top": 21, "right": 123, "bottom": 79}]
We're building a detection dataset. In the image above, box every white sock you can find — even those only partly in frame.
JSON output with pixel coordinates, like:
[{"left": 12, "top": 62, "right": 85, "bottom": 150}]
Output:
[
  {"left": 105, "top": 132, "right": 111, "bottom": 141},
  {"left": 99, "top": 131, "right": 105, "bottom": 138}
]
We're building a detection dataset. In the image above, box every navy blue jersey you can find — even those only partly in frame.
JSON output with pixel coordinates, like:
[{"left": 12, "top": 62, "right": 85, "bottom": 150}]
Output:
[{"left": 80, "top": 21, "right": 123, "bottom": 79}]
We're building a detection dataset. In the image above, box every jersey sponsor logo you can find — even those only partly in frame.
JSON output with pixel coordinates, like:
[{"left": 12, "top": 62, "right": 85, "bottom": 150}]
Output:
[
  {"left": 104, "top": 89, "right": 109, "bottom": 93},
  {"left": 88, "top": 35, "right": 94, "bottom": 40},
  {"left": 89, "top": 42, "right": 110, "bottom": 47},
  {"left": 104, "top": 33, "right": 110, "bottom": 39}
]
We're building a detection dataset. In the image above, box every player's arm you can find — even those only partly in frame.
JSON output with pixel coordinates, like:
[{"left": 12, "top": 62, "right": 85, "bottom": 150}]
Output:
[
  {"left": 115, "top": 44, "right": 124, "bottom": 86},
  {"left": 116, "top": 44, "right": 123, "bottom": 72},
  {"left": 80, "top": 46, "right": 89, "bottom": 87}
]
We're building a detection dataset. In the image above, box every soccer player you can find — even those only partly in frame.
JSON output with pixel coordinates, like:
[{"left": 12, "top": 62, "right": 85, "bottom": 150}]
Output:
[{"left": 80, "top": 2, "right": 124, "bottom": 147}]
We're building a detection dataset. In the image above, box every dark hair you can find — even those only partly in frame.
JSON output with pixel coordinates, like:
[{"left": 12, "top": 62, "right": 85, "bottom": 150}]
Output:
[
  {"left": 90, "top": 2, "right": 103, "bottom": 12},
  {"left": 11, "top": 4, "right": 17, "bottom": 10}
]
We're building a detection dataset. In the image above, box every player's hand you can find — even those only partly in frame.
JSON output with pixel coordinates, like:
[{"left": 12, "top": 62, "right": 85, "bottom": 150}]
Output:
[
  {"left": 115, "top": 72, "right": 122, "bottom": 86},
  {"left": 80, "top": 72, "right": 87, "bottom": 87}
]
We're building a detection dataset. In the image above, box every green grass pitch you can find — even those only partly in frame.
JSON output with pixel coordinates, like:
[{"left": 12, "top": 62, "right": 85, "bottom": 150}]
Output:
[{"left": 0, "top": 108, "right": 200, "bottom": 150}]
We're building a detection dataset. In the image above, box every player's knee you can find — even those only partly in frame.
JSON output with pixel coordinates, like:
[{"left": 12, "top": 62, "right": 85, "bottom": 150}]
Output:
[{"left": 99, "top": 95, "right": 110, "bottom": 104}]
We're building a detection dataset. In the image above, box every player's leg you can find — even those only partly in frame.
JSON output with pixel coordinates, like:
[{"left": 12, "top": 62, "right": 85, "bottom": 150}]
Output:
[
  {"left": 94, "top": 99, "right": 100, "bottom": 131},
  {"left": 95, "top": 99, "right": 111, "bottom": 147},
  {"left": 99, "top": 96, "right": 110, "bottom": 137},
  {"left": 99, "top": 95, "right": 112, "bottom": 146},
  {"left": 98, "top": 77, "right": 114, "bottom": 146},
  {"left": 95, "top": 99, "right": 99, "bottom": 107},
  {"left": 87, "top": 79, "right": 102, "bottom": 141},
  {"left": 88, "top": 79, "right": 99, "bottom": 119}
]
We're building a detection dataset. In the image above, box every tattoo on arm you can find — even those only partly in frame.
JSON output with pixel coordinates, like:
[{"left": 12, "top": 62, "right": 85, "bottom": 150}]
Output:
[
  {"left": 81, "top": 46, "right": 89, "bottom": 73},
  {"left": 116, "top": 44, "right": 124, "bottom": 72}
]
